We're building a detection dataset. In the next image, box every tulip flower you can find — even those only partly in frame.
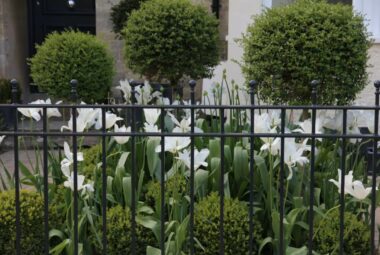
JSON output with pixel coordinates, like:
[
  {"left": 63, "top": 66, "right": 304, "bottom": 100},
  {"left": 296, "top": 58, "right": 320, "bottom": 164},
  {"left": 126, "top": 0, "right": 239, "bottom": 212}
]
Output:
[
  {"left": 144, "top": 108, "right": 161, "bottom": 126},
  {"left": 60, "top": 142, "right": 84, "bottom": 175},
  {"left": 114, "top": 124, "right": 131, "bottom": 145},
  {"left": 63, "top": 172, "right": 94, "bottom": 194},
  {"left": 329, "top": 169, "right": 374, "bottom": 200},
  {"left": 94, "top": 110, "right": 123, "bottom": 130},
  {"left": 0, "top": 135, "right": 5, "bottom": 145},
  {"left": 116, "top": 79, "right": 132, "bottom": 103},
  {"left": 168, "top": 113, "right": 203, "bottom": 133},
  {"left": 18, "top": 99, "right": 43, "bottom": 121},
  {"left": 155, "top": 136, "right": 191, "bottom": 154},
  {"left": 176, "top": 148, "right": 209, "bottom": 170}
]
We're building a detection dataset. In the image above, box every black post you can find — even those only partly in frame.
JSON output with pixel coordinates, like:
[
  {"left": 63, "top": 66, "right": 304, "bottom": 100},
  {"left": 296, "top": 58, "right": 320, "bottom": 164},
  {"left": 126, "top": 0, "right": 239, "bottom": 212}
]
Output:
[
  {"left": 248, "top": 80, "right": 256, "bottom": 254},
  {"left": 11, "top": 79, "right": 21, "bottom": 255},
  {"left": 70, "top": 79, "right": 79, "bottom": 255},
  {"left": 71, "top": 79, "right": 78, "bottom": 103},
  {"left": 309, "top": 80, "right": 319, "bottom": 255},
  {"left": 130, "top": 82, "right": 137, "bottom": 255},
  {"left": 371, "top": 80, "right": 380, "bottom": 254},
  {"left": 189, "top": 80, "right": 196, "bottom": 255},
  {"left": 101, "top": 107, "right": 107, "bottom": 254}
]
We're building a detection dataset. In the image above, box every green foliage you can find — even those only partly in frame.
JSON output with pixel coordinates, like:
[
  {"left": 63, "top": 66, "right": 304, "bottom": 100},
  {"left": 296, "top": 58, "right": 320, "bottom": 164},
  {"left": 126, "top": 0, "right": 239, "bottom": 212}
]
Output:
[
  {"left": 194, "top": 192, "right": 262, "bottom": 254},
  {"left": 103, "top": 205, "right": 156, "bottom": 254},
  {"left": 110, "top": 0, "right": 147, "bottom": 36},
  {"left": 242, "top": 0, "right": 371, "bottom": 105},
  {"left": 145, "top": 173, "right": 187, "bottom": 206},
  {"left": 30, "top": 30, "right": 115, "bottom": 103},
  {"left": 0, "top": 190, "right": 60, "bottom": 255},
  {"left": 123, "top": 0, "right": 220, "bottom": 85},
  {"left": 314, "top": 209, "right": 370, "bottom": 255},
  {"left": 82, "top": 144, "right": 118, "bottom": 179}
]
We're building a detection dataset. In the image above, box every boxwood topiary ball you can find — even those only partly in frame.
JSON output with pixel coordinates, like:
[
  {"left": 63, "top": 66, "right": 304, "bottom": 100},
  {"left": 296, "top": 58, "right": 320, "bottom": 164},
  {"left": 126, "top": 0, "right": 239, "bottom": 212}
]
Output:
[
  {"left": 30, "top": 30, "right": 114, "bottom": 103},
  {"left": 194, "top": 192, "right": 262, "bottom": 254},
  {"left": 242, "top": 0, "right": 371, "bottom": 105},
  {"left": 314, "top": 209, "right": 370, "bottom": 255},
  {"left": 123, "top": 0, "right": 219, "bottom": 86},
  {"left": 0, "top": 190, "right": 45, "bottom": 255},
  {"left": 104, "top": 205, "right": 156, "bottom": 254}
]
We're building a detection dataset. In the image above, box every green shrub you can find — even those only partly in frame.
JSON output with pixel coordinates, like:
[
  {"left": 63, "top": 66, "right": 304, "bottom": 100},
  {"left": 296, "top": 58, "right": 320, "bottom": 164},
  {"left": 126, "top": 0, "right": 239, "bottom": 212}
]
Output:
[
  {"left": 102, "top": 205, "right": 156, "bottom": 254},
  {"left": 314, "top": 209, "right": 370, "bottom": 255},
  {"left": 145, "top": 173, "right": 187, "bottom": 206},
  {"left": 194, "top": 192, "right": 262, "bottom": 254},
  {"left": 123, "top": 0, "right": 219, "bottom": 86},
  {"left": 242, "top": 0, "right": 371, "bottom": 105},
  {"left": 30, "top": 30, "right": 114, "bottom": 103},
  {"left": 110, "top": 0, "right": 147, "bottom": 37},
  {"left": 0, "top": 190, "right": 62, "bottom": 255},
  {"left": 82, "top": 144, "right": 118, "bottom": 179}
]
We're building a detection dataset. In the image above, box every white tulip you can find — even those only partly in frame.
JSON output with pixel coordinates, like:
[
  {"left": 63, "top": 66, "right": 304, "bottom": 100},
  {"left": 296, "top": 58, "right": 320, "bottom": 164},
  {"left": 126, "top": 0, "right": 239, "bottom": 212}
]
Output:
[
  {"left": 116, "top": 79, "right": 132, "bottom": 103},
  {"left": 94, "top": 111, "right": 123, "bottom": 130},
  {"left": 155, "top": 136, "right": 191, "bottom": 154},
  {"left": 60, "top": 142, "right": 84, "bottom": 175},
  {"left": 329, "top": 169, "right": 374, "bottom": 200},
  {"left": 176, "top": 148, "right": 209, "bottom": 170},
  {"left": 114, "top": 124, "right": 131, "bottom": 145},
  {"left": 144, "top": 108, "right": 161, "bottom": 125}
]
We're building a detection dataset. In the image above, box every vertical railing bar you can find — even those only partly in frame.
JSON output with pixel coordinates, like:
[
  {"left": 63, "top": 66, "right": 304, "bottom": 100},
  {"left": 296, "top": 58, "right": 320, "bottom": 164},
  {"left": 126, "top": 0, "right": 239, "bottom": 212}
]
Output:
[
  {"left": 308, "top": 80, "right": 318, "bottom": 254},
  {"left": 248, "top": 80, "right": 256, "bottom": 255},
  {"left": 101, "top": 108, "right": 107, "bottom": 254},
  {"left": 160, "top": 104, "right": 165, "bottom": 255},
  {"left": 219, "top": 107, "right": 225, "bottom": 255},
  {"left": 279, "top": 107, "right": 285, "bottom": 255},
  {"left": 339, "top": 108, "right": 347, "bottom": 255},
  {"left": 371, "top": 81, "right": 380, "bottom": 254},
  {"left": 130, "top": 84, "right": 137, "bottom": 255},
  {"left": 11, "top": 79, "right": 21, "bottom": 255},
  {"left": 71, "top": 79, "right": 79, "bottom": 255},
  {"left": 189, "top": 80, "right": 196, "bottom": 255},
  {"left": 43, "top": 106, "right": 49, "bottom": 255}
]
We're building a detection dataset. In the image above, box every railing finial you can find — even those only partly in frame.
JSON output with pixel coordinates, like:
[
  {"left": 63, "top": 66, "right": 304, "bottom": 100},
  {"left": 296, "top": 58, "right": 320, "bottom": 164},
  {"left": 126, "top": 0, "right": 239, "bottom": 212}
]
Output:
[
  {"left": 10, "top": 79, "right": 18, "bottom": 104},
  {"left": 311, "top": 80, "right": 319, "bottom": 105},
  {"left": 70, "top": 79, "right": 78, "bottom": 103}
]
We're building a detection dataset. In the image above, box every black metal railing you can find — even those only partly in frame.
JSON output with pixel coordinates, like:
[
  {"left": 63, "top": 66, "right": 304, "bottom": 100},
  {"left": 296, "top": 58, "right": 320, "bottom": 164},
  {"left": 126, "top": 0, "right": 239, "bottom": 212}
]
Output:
[{"left": 0, "top": 78, "right": 380, "bottom": 255}]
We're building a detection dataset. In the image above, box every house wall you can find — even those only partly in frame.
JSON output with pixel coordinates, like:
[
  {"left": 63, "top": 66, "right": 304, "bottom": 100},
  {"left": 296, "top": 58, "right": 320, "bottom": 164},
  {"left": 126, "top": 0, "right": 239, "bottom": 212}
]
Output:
[
  {"left": 0, "top": 0, "right": 29, "bottom": 101},
  {"left": 356, "top": 44, "right": 380, "bottom": 104}
]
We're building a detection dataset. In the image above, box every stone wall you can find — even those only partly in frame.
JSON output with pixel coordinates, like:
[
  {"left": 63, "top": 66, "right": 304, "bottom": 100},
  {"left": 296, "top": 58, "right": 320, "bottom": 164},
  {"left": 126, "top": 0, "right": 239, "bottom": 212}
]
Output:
[
  {"left": 356, "top": 43, "right": 380, "bottom": 104},
  {"left": 0, "top": 0, "right": 29, "bottom": 100}
]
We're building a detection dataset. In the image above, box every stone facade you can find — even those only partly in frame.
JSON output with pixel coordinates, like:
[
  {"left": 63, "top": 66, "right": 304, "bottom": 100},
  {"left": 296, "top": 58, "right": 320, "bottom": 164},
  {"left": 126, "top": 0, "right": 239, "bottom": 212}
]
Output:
[
  {"left": 357, "top": 44, "right": 380, "bottom": 104},
  {"left": 0, "top": 0, "right": 29, "bottom": 100}
]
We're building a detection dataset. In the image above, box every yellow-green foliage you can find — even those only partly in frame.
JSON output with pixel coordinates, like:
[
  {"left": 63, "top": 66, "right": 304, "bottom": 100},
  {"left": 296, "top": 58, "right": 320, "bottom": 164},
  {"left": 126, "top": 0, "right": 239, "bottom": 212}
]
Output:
[
  {"left": 30, "top": 30, "right": 114, "bottom": 103},
  {"left": 314, "top": 209, "right": 370, "bottom": 255},
  {"left": 82, "top": 144, "right": 118, "bottom": 179},
  {"left": 123, "top": 0, "right": 219, "bottom": 85},
  {"left": 145, "top": 173, "right": 187, "bottom": 206},
  {"left": 242, "top": 0, "right": 371, "bottom": 105},
  {"left": 104, "top": 205, "right": 156, "bottom": 254},
  {"left": 0, "top": 190, "right": 44, "bottom": 255},
  {"left": 194, "top": 192, "right": 262, "bottom": 254}
]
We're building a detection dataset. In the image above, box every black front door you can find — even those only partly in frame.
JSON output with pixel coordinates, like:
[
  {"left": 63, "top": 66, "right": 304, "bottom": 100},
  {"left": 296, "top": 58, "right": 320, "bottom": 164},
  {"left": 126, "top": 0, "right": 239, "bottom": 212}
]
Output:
[{"left": 28, "top": 0, "right": 96, "bottom": 92}]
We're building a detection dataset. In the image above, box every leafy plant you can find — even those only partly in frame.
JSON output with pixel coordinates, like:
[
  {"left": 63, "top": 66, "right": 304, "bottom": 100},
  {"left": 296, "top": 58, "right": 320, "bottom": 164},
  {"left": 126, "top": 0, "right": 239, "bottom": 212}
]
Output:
[
  {"left": 194, "top": 192, "right": 263, "bottom": 254},
  {"left": 101, "top": 205, "right": 156, "bottom": 254},
  {"left": 314, "top": 208, "right": 370, "bottom": 255},
  {"left": 110, "top": 0, "right": 147, "bottom": 37},
  {"left": 30, "top": 30, "right": 115, "bottom": 103},
  {"left": 123, "top": 0, "right": 220, "bottom": 86},
  {"left": 242, "top": 0, "right": 371, "bottom": 105},
  {"left": 0, "top": 190, "right": 60, "bottom": 255}
]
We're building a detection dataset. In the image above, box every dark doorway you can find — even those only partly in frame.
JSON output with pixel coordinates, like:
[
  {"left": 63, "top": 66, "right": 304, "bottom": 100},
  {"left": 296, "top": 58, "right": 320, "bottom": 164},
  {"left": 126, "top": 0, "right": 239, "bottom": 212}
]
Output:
[{"left": 27, "top": 0, "right": 96, "bottom": 92}]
